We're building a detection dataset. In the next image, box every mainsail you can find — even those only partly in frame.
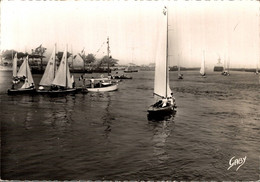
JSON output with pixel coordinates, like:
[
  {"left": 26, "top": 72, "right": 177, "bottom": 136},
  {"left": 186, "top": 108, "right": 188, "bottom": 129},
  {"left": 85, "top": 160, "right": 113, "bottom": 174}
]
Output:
[
  {"left": 154, "top": 6, "right": 172, "bottom": 99},
  {"left": 17, "top": 57, "right": 27, "bottom": 78},
  {"left": 39, "top": 45, "right": 57, "bottom": 86},
  {"left": 19, "top": 56, "right": 34, "bottom": 89},
  {"left": 12, "top": 53, "right": 18, "bottom": 77},
  {"left": 52, "top": 46, "right": 72, "bottom": 88}
]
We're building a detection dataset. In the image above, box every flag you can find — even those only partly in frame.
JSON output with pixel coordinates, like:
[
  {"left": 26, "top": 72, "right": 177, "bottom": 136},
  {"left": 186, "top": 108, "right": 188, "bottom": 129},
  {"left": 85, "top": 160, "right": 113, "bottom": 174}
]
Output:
[
  {"left": 163, "top": 6, "right": 167, "bottom": 15},
  {"left": 34, "top": 44, "right": 46, "bottom": 55}
]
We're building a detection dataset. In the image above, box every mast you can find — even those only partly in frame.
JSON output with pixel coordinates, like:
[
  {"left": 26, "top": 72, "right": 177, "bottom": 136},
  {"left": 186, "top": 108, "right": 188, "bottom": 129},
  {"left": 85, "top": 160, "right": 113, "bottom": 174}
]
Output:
[
  {"left": 54, "top": 43, "right": 56, "bottom": 77},
  {"left": 65, "top": 44, "right": 68, "bottom": 88},
  {"left": 165, "top": 6, "right": 168, "bottom": 97},
  {"left": 26, "top": 56, "right": 28, "bottom": 79},
  {"left": 71, "top": 45, "right": 74, "bottom": 74},
  {"left": 107, "top": 37, "right": 110, "bottom": 75}
]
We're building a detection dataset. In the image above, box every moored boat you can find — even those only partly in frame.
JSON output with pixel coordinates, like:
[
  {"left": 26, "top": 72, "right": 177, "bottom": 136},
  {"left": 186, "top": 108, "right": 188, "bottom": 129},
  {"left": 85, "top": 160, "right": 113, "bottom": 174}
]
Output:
[
  {"left": 85, "top": 78, "right": 118, "bottom": 92},
  {"left": 8, "top": 55, "right": 36, "bottom": 94},
  {"left": 37, "top": 45, "right": 76, "bottom": 95}
]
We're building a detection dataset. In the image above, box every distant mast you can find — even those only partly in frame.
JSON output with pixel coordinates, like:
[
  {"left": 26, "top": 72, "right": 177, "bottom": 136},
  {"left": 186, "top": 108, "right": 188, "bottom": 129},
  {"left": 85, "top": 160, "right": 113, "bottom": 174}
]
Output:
[{"left": 107, "top": 37, "right": 110, "bottom": 75}]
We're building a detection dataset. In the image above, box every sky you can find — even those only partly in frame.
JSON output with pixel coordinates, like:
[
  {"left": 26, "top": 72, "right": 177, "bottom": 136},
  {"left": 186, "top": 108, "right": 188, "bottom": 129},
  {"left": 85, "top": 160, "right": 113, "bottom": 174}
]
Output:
[{"left": 1, "top": 0, "right": 260, "bottom": 68}]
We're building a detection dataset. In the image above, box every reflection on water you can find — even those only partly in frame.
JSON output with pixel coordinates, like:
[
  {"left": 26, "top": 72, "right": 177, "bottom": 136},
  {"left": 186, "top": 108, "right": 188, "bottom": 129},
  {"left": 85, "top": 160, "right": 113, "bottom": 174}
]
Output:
[
  {"left": 1, "top": 71, "right": 260, "bottom": 180},
  {"left": 102, "top": 93, "right": 113, "bottom": 137},
  {"left": 149, "top": 115, "right": 175, "bottom": 164}
]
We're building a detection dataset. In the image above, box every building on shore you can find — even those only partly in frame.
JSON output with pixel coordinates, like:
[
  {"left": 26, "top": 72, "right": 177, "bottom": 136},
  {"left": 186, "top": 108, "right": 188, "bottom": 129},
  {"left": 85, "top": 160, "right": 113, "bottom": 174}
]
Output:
[{"left": 214, "top": 58, "right": 224, "bottom": 72}]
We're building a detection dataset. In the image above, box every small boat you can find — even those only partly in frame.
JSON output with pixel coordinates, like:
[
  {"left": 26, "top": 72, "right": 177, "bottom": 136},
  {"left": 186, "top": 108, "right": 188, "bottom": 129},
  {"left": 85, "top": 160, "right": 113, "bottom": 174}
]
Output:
[
  {"left": 147, "top": 6, "right": 176, "bottom": 116},
  {"left": 124, "top": 66, "right": 138, "bottom": 73},
  {"left": 113, "top": 73, "right": 132, "bottom": 79},
  {"left": 200, "top": 51, "right": 207, "bottom": 78},
  {"left": 85, "top": 77, "right": 118, "bottom": 92},
  {"left": 8, "top": 56, "right": 36, "bottom": 94},
  {"left": 37, "top": 45, "right": 76, "bottom": 94}
]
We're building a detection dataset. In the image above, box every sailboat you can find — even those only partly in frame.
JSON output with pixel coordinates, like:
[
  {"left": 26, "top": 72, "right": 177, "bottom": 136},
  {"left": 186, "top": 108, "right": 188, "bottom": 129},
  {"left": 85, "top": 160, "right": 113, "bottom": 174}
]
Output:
[
  {"left": 39, "top": 45, "right": 76, "bottom": 94},
  {"left": 222, "top": 56, "right": 230, "bottom": 76},
  {"left": 12, "top": 53, "right": 20, "bottom": 84},
  {"left": 147, "top": 6, "right": 176, "bottom": 115},
  {"left": 200, "top": 51, "right": 206, "bottom": 78},
  {"left": 85, "top": 37, "right": 118, "bottom": 92},
  {"left": 177, "top": 54, "right": 183, "bottom": 79},
  {"left": 37, "top": 44, "right": 57, "bottom": 92},
  {"left": 8, "top": 56, "right": 36, "bottom": 94}
]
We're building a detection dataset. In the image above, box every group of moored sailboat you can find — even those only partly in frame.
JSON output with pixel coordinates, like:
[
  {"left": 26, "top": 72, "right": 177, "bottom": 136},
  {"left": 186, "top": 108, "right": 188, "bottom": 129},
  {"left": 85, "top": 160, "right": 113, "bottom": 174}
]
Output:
[{"left": 8, "top": 42, "right": 118, "bottom": 95}]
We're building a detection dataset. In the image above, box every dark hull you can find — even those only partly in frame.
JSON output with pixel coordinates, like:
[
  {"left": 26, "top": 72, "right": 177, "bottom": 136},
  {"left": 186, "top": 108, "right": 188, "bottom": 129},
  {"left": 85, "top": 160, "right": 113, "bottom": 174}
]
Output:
[
  {"left": 147, "top": 105, "right": 176, "bottom": 121},
  {"left": 7, "top": 88, "right": 36, "bottom": 95},
  {"left": 36, "top": 88, "right": 77, "bottom": 95},
  {"left": 147, "top": 105, "right": 174, "bottom": 114},
  {"left": 124, "top": 70, "right": 138, "bottom": 73},
  {"left": 114, "top": 76, "right": 132, "bottom": 79}
]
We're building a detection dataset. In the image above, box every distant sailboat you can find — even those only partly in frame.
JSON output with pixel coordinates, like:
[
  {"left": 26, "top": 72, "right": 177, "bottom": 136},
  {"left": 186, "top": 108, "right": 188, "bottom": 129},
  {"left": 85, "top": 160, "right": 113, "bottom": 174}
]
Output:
[
  {"left": 200, "top": 51, "right": 206, "bottom": 78},
  {"left": 8, "top": 56, "right": 36, "bottom": 94},
  {"left": 147, "top": 6, "right": 176, "bottom": 116},
  {"left": 222, "top": 56, "right": 230, "bottom": 76},
  {"left": 178, "top": 54, "right": 183, "bottom": 79}
]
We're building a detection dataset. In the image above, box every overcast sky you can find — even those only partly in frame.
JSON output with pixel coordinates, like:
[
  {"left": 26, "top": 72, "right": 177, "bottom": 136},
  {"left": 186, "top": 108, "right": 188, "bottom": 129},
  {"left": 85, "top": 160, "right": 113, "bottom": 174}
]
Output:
[{"left": 1, "top": 0, "right": 259, "bottom": 68}]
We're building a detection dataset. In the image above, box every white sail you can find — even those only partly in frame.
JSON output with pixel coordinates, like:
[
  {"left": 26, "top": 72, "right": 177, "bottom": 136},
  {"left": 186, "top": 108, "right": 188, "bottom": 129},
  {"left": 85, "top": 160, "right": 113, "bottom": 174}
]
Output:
[
  {"left": 20, "top": 56, "right": 34, "bottom": 89},
  {"left": 39, "top": 45, "right": 57, "bottom": 86},
  {"left": 12, "top": 53, "right": 18, "bottom": 77},
  {"left": 154, "top": 7, "right": 172, "bottom": 99},
  {"left": 52, "top": 46, "right": 72, "bottom": 88},
  {"left": 17, "top": 57, "right": 27, "bottom": 78},
  {"left": 200, "top": 51, "right": 206, "bottom": 75}
]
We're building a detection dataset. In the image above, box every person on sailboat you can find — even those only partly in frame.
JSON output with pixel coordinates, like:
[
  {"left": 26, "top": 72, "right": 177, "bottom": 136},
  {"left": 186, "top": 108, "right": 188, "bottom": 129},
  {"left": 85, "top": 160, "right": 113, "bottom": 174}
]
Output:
[
  {"left": 162, "top": 97, "right": 168, "bottom": 107},
  {"left": 167, "top": 93, "right": 175, "bottom": 106},
  {"left": 29, "top": 83, "right": 35, "bottom": 89},
  {"left": 12, "top": 77, "right": 20, "bottom": 84}
]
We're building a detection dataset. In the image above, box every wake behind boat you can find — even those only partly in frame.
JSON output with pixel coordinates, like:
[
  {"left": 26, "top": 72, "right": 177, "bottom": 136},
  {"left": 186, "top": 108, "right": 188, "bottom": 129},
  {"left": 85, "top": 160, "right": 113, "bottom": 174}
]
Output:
[{"left": 147, "top": 6, "right": 176, "bottom": 117}]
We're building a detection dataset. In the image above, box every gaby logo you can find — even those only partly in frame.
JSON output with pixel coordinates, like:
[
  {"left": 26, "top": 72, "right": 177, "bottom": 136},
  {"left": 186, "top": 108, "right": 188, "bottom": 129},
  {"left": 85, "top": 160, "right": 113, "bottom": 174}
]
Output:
[{"left": 227, "top": 156, "right": 247, "bottom": 171}]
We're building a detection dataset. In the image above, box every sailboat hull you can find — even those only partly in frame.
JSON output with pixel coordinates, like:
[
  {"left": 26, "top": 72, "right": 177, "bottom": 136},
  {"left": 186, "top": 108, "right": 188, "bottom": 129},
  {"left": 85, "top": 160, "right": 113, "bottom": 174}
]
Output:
[
  {"left": 36, "top": 88, "right": 77, "bottom": 95},
  {"left": 147, "top": 104, "right": 175, "bottom": 113},
  {"left": 7, "top": 88, "right": 36, "bottom": 95},
  {"left": 87, "top": 84, "right": 118, "bottom": 92}
]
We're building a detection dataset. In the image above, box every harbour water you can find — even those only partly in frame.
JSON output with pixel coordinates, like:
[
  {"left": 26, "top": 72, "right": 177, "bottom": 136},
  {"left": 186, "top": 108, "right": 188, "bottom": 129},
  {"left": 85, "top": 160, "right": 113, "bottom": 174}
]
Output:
[{"left": 1, "top": 70, "right": 259, "bottom": 180}]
